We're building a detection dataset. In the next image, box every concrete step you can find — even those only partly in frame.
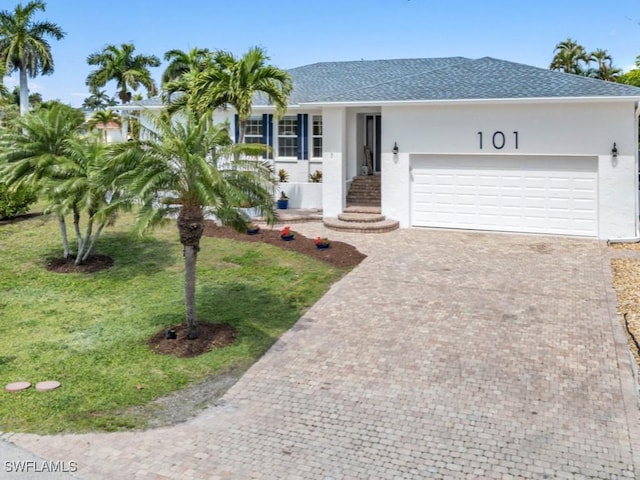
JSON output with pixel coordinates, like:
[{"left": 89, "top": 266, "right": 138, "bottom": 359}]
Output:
[
  {"left": 346, "top": 200, "right": 381, "bottom": 208},
  {"left": 344, "top": 206, "right": 382, "bottom": 214},
  {"left": 323, "top": 217, "right": 399, "bottom": 233},
  {"left": 338, "top": 212, "right": 386, "bottom": 223}
]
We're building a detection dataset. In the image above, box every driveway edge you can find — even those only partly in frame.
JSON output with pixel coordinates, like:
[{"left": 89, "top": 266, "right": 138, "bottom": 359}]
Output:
[{"left": 600, "top": 242, "right": 640, "bottom": 475}]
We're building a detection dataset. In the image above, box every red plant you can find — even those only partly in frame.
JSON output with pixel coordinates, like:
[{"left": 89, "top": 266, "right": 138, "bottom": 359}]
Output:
[
  {"left": 314, "top": 236, "right": 330, "bottom": 246},
  {"left": 281, "top": 226, "right": 292, "bottom": 237}
]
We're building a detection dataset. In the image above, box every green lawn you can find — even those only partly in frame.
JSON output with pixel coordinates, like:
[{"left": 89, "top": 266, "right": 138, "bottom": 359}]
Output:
[{"left": 0, "top": 213, "right": 344, "bottom": 434}]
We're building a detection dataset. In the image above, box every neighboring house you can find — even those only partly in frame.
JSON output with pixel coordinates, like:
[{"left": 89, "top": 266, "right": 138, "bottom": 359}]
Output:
[
  {"left": 125, "top": 56, "right": 640, "bottom": 239},
  {"left": 94, "top": 121, "right": 124, "bottom": 143}
]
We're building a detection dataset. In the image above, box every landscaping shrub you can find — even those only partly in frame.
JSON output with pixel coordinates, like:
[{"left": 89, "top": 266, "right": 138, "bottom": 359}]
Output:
[{"left": 0, "top": 182, "right": 37, "bottom": 219}]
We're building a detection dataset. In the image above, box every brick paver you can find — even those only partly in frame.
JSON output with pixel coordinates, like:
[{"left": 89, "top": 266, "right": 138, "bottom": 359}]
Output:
[{"left": 3, "top": 227, "right": 640, "bottom": 479}]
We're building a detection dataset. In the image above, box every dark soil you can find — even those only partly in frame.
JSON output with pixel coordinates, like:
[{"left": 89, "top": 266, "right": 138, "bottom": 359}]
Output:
[
  {"left": 46, "top": 254, "right": 114, "bottom": 273},
  {"left": 202, "top": 221, "right": 367, "bottom": 269},
  {"left": 148, "top": 322, "right": 237, "bottom": 358},
  {"left": 0, "top": 212, "right": 42, "bottom": 226}
]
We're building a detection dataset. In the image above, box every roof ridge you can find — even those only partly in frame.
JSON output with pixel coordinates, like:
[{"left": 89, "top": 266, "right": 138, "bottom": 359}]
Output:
[{"left": 307, "top": 57, "right": 474, "bottom": 103}]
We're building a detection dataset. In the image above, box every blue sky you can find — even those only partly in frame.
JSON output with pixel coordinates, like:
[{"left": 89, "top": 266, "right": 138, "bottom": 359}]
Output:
[{"left": 5, "top": 0, "right": 640, "bottom": 107}]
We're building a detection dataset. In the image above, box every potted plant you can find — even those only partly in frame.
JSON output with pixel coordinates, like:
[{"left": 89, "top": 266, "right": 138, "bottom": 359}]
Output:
[
  {"left": 309, "top": 170, "right": 323, "bottom": 183},
  {"left": 277, "top": 191, "right": 289, "bottom": 209},
  {"left": 314, "top": 236, "right": 331, "bottom": 249},
  {"left": 280, "top": 225, "right": 294, "bottom": 241},
  {"left": 246, "top": 222, "right": 260, "bottom": 235},
  {"left": 278, "top": 169, "right": 289, "bottom": 183}
]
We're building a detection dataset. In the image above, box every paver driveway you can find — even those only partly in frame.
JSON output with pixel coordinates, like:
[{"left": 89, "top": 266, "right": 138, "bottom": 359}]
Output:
[{"left": 3, "top": 227, "right": 640, "bottom": 479}]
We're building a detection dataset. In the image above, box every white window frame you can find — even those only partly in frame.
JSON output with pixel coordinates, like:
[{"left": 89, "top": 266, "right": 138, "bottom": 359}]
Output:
[
  {"left": 244, "top": 116, "right": 263, "bottom": 144},
  {"left": 277, "top": 115, "right": 298, "bottom": 159},
  {"left": 311, "top": 115, "right": 323, "bottom": 159}
]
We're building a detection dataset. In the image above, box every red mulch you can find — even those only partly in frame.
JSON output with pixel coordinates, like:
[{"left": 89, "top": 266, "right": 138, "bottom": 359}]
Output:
[
  {"left": 148, "top": 322, "right": 237, "bottom": 358},
  {"left": 202, "top": 221, "right": 367, "bottom": 269}
]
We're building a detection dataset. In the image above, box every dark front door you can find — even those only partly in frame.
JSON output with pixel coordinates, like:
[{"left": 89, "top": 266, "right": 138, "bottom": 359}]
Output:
[{"left": 365, "top": 114, "right": 382, "bottom": 173}]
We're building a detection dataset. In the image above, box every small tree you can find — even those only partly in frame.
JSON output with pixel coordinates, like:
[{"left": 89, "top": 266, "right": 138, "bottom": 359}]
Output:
[
  {"left": 110, "top": 111, "right": 276, "bottom": 338},
  {"left": 0, "top": 103, "right": 119, "bottom": 264}
]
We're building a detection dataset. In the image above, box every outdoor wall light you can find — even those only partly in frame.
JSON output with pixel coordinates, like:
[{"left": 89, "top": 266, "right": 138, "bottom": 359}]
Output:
[
  {"left": 392, "top": 142, "right": 399, "bottom": 155},
  {"left": 612, "top": 142, "right": 618, "bottom": 158}
]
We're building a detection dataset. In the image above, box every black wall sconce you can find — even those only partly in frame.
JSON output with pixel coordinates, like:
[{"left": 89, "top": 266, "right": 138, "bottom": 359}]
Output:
[
  {"left": 612, "top": 142, "right": 618, "bottom": 158},
  {"left": 392, "top": 142, "right": 399, "bottom": 155}
]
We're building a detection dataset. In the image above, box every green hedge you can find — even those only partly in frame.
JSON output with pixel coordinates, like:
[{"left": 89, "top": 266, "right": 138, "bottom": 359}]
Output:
[{"left": 0, "top": 182, "right": 37, "bottom": 219}]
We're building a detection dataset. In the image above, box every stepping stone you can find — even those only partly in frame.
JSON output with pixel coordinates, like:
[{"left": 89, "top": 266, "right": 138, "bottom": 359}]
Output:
[
  {"left": 5, "top": 381, "right": 31, "bottom": 392},
  {"left": 35, "top": 380, "right": 61, "bottom": 392}
]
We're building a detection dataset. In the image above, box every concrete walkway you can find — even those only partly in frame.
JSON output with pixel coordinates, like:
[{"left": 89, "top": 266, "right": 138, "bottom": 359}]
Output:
[{"left": 3, "top": 227, "right": 640, "bottom": 479}]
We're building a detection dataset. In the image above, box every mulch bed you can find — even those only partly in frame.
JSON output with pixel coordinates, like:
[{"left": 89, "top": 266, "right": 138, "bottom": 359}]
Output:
[
  {"left": 148, "top": 322, "right": 238, "bottom": 358},
  {"left": 202, "top": 221, "right": 367, "bottom": 269},
  {"left": 46, "top": 254, "right": 114, "bottom": 273}
]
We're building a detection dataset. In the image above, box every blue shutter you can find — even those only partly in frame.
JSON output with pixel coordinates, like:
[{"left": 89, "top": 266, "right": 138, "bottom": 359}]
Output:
[
  {"left": 303, "top": 114, "right": 309, "bottom": 160},
  {"left": 262, "top": 114, "right": 268, "bottom": 158},
  {"left": 234, "top": 114, "right": 239, "bottom": 144},
  {"left": 296, "top": 114, "right": 303, "bottom": 159},
  {"left": 267, "top": 115, "right": 274, "bottom": 159}
]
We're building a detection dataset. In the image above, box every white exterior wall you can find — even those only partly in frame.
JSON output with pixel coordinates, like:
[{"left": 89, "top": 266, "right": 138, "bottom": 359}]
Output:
[
  {"left": 380, "top": 101, "right": 638, "bottom": 239},
  {"left": 322, "top": 107, "right": 347, "bottom": 217}
]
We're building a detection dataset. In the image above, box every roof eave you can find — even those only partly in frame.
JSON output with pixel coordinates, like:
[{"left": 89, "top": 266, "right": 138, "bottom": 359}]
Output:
[{"left": 297, "top": 96, "right": 640, "bottom": 108}]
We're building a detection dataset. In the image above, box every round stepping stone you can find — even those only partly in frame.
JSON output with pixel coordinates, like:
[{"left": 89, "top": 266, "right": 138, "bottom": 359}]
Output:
[
  {"left": 35, "top": 380, "right": 60, "bottom": 392},
  {"left": 5, "top": 381, "right": 31, "bottom": 392}
]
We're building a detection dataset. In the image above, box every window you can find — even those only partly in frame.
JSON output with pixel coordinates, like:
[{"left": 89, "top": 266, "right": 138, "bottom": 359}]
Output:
[
  {"left": 244, "top": 117, "right": 263, "bottom": 144},
  {"left": 278, "top": 116, "right": 298, "bottom": 157},
  {"left": 312, "top": 115, "right": 322, "bottom": 158}
]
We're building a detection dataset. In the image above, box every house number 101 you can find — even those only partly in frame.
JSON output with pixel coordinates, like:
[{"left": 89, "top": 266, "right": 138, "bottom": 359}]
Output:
[{"left": 477, "top": 131, "right": 519, "bottom": 150}]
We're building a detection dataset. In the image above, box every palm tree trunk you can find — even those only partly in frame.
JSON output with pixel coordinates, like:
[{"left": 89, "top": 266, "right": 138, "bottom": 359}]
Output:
[
  {"left": 73, "top": 209, "right": 84, "bottom": 256},
  {"left": 177, "top": 205, "right": 204, "bottom": 339},
  {"left": 81, "top": 222, "right": 105, "bottom": 263},
  {"left": 238, "top": 118, "right": 246, "bottom": 144},
  {"left": 57, "top": 214, "right": 71, "bottom": 258},
  {"left": 75, "top": 218, "right": 94, "bottom": 265},
  {"left": 183, "top": 244, "right": 198, "bottom": 339},
  {"left": 19, "top": 67, "right": 29, "bottom": 116}
]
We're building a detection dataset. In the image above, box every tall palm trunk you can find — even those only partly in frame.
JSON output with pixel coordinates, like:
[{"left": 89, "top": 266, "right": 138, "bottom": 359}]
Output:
[
  {"left": 177, "top": 205, "right": 205, "bottom": 339},
  {"left": 19, "top": 67, "right": 29, "bottom": 116},
  {"left": 237, "top": 118, "right": 246, "bottom": 144}
]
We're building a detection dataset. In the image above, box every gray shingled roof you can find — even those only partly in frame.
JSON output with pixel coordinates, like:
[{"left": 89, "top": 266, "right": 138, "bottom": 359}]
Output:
[
  {"left": 254, "top": 57, "right": 640, "bottom": 105},
  {"left": 136, "top": 56, "right": 640, "bottom": 109}
]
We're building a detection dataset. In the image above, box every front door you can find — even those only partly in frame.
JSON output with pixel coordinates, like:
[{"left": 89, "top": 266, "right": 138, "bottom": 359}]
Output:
[{"left": 365, "top": 114, "right": 382, "bottom": 173}]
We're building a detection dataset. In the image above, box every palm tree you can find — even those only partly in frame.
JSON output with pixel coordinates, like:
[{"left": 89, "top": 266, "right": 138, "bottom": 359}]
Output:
[
  {"left": 168, "top": 46, "right": 292, "bottom": 142},
  {"left": 588, "top": 49, "right": 621, "bottom": 81},
  {"left": 87, "top": 109, "right": 121, "bottom": 143},
  {"left": 0, "top": 102, "right": 116, "bottom": 264},
  {"left": 110, "top": 111, "right": 277, "bottom": 339},
  {"left": 86, "top": 43, "right": 160, "bottom": 104},
  {"left": 549, "top": 38, "right": 589, "bottom": 75},
  {"left": 0, "top": 1, "right": 65, "bottom": 115},
  {"left": 162, "top": 47, "right": 212, "bottom": 105},
  {"left": 82, "top": 87, "right": 117, "bottom": 111},
  {"left": 161, "top": 47, "right": 212, "bottom": 86}
]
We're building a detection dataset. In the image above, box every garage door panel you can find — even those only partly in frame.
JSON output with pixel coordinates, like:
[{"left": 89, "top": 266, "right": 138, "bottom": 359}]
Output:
[{"left": 411, "top": 156, "right": 598, "bottom": 236}]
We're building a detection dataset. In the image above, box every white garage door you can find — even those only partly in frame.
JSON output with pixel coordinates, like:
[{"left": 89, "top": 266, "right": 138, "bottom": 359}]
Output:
[{"left": 411, "top": 155, "right": 598, "bottom": 236}]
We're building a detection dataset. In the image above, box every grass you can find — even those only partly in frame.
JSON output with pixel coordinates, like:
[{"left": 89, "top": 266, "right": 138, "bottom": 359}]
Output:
[{"left": 0, "top": 213, "right": 345, "bottom": 434}]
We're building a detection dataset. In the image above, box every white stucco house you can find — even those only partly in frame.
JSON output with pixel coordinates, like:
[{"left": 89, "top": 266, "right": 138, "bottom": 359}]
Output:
[{"left": 127, "top": 56, "right": 640, "bottom": 239}]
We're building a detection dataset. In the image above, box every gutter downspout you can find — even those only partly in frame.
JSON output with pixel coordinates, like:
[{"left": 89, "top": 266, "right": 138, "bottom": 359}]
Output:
[{"left": 607, "top": 102, "right": 640, "bottom": 245}]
